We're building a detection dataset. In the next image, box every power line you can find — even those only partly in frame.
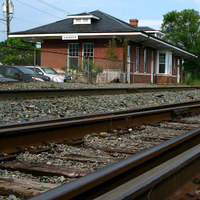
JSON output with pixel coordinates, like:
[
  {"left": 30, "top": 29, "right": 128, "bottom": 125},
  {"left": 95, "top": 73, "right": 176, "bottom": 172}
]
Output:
[
  {"left": 0, "top": 20, "right": 6, "bottom": 25},
  {"left": 13, "top": 16, "right": 43, "bottom": 26},
  {"left": 35, "top": 0, "right": 71, "bottom": 15},
  {"left": 14, "top": 0, "right": 63, "bottom": 20}
]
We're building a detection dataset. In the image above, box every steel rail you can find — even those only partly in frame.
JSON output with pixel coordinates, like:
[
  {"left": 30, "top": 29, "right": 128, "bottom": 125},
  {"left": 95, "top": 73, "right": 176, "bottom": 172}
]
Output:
[
  {"left": 29, "top": 127, "right": 200, "bottom": 200},
  {"left": 1, "top": 100, "right": 200, "bottom": 153},
  {"left": 95, "top": 144, "right": 200, "bottom": 200},
  {"left": 0, "top": 86, "right": 199, "bottom": 99}
]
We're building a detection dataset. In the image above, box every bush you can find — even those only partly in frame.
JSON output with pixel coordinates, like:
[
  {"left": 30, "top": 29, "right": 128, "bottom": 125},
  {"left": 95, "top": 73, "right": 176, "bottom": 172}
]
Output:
[
  {"left": 82, "top": 59, "right": 103, "bottom": 83},
  {"left": 63, "top": 59, "right": 103, "bottom": 83},
  {"left": 182, "top": 76, "right": 200, "bottom": 85}
]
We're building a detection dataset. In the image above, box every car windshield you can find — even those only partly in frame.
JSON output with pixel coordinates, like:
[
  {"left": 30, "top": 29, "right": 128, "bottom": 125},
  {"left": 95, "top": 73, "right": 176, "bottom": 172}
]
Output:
[
  {"left": 41, "top": 67, "right": 57, "bottom": 74},
  {"left": 18, "top": 66, "right": 34, "bottom": 75}
]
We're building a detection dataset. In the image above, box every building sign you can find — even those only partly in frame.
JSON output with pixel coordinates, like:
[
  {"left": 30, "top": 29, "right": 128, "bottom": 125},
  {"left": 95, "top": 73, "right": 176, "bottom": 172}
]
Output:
[{"left": 62, "top": 35, "right": 78, "bottom": 40}]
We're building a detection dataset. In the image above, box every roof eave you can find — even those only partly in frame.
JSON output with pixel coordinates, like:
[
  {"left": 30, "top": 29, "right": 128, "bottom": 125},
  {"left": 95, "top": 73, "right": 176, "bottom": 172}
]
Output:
[
  {"left": 148, "top": 36, "right": 197, "bottom": 58},
  {"left": 9, "top": 32, "right": 148, "bottom": 42}
]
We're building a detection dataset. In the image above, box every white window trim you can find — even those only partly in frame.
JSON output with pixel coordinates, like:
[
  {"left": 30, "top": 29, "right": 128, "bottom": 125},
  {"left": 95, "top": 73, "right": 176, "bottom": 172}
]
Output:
[{"left": 156, "top": 50, "right": 172, "bottom": 75}]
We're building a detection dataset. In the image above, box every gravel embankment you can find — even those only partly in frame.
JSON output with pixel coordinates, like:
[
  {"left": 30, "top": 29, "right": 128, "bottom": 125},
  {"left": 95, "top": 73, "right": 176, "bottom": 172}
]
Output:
[{"left": 0, "top": 82, "right": 199, "bottom": 125}]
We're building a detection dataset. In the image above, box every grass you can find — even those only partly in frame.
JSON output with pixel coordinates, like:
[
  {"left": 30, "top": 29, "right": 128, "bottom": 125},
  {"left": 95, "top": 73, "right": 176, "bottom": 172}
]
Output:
[{"left": 182, "top": 77, "right": 200, "bottom": 86}]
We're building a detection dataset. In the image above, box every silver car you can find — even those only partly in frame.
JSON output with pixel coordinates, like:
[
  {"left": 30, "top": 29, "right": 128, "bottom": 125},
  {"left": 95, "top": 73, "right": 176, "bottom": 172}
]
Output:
[{"left": 25, "top": 66, "right": 73, "bottom": 82}]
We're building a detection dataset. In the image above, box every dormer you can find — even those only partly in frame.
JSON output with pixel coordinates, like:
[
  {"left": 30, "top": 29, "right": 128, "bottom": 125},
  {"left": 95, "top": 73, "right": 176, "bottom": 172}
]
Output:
[{"left": 68, "top": 14, "right": 100, "bottom": 25}]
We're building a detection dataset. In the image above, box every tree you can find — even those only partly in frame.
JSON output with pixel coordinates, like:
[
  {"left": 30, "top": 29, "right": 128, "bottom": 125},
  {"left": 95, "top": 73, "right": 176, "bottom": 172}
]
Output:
[
  {"left": 105, "top": 38, "right": 119, "bottom": 60},
  {"left": 161, "top": 9, "right": 200, "bottom": 77},
  {"left": 0, "top": 38, "right": 39, "bottom": 65}
]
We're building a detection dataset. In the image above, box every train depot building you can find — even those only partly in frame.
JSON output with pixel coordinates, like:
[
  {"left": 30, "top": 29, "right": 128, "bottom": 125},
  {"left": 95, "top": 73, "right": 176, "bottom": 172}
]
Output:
[{"left": 9, "top": 10, "right": 196, "bottom": 84}]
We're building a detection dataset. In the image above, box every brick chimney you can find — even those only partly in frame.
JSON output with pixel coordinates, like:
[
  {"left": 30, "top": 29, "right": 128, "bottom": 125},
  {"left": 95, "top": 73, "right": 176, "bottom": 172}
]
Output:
[{"left": 129, "top": 19, "right": 138, "bottom": 26}]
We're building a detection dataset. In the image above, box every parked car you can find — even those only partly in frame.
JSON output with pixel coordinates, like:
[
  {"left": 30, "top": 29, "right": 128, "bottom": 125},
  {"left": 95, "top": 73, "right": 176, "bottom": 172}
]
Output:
[
  {"left": 0, "top": 74, "right": 18, "bottom": 82},
  {"left": 0, "top": 65, "right": 50, "bottom": 82},
  {"left": 25, "top": 66, "right": 73, "bottom": 82}
]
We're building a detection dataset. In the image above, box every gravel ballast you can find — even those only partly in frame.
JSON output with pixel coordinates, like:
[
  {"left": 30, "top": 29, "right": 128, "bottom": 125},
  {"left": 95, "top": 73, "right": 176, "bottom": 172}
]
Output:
[
  {"left": 0, "top": 83, "right": 200, "bottom": 125},
  {"left": 0, "top": 82, "right": 191, "bottom": 90}
]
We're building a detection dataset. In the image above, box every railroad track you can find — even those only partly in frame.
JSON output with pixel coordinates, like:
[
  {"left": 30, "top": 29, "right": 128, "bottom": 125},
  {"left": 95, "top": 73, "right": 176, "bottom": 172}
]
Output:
[
  {"left": 0, "top": 101, "right": 200, "bottom": 199},
  {"left": 0, "top": 86, "right": 200, "bottom": 99}
]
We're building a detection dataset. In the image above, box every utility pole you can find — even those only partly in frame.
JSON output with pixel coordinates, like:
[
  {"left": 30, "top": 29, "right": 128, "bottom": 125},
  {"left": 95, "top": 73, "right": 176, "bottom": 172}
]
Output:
[
  {"left": 2, "top": 0, "right": 14, "bottom": 39},
  {"left": 6, "top": 0, "right": 9, "bottom": 38}
]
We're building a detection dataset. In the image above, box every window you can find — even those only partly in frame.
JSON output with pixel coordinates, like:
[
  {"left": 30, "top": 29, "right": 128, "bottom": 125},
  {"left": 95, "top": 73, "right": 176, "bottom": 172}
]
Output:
[
  {"left": 144, "top": 49, "right": 147, "bottom": 73},
  {"left": 83, "top": 44, "right": 94, "bottom": 59},
  {"left": 159, "top": 53, "right": 165, "bottom": 73},
  {"left": 6, "top": 68, "right": 19, "bottom": 76},
  {"left": 74, "top": 18, "right": 91, "bottom": 24},
  {"left": 158, "top": 51, "right": 172, "bottom": 74},
  {"left": 75, "top": 19, "right": 81, "bottom": 23},
  {"left": 36, "top": 68, "right": 42, "bottom": 74},
  {"left": 83, "top": 19, "right": 90, "bottom": 23},
  {"left": 174, "top": 57, "right": 176, "bottom": 69},
  {"left": 177, "top": 59, "right": 180, "bottom": 66},
  {"left": 28, "top": 68, "right": 42, "bottom": 75},
  {"left": 68, "top": 44, "right": 79, "bottom": 67},
  {"left": 136, "top": 47, "right": 139, "bottom": 72}
]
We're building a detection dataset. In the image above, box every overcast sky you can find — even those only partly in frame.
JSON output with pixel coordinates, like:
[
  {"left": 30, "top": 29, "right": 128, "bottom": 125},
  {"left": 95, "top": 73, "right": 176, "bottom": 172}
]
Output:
[{"left": 0, "top": 0, "right": 199, "bottom": 41}]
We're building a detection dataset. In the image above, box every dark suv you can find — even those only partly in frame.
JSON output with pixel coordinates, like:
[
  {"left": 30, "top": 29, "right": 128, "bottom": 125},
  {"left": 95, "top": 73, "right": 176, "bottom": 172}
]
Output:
[{"left": 0, "top": 65, "right": 50, "bottom": 82}]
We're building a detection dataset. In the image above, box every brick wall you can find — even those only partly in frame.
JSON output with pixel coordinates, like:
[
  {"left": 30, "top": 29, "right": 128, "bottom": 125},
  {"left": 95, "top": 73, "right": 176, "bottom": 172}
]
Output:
[
  {"left": 40, "top": 38, "right": 182, "bottom": 84},
  {"left": 134, "top": 74, "right": 151, "bottom": 83},
  {"left": 155, "top": 75, "right": 173, "bottom": 84},
  {"left": 41, "top": 38, "right": 124, "bottom": 71},
  {"left": 41, "top": 40, "right": 67, "bottom": 70}
]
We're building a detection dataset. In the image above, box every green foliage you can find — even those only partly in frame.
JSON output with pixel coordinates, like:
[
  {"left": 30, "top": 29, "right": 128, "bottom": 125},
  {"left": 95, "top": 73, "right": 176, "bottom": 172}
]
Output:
[
  {"left": 82, "top": 59, "right": 103, "bottom": 83},
  {"left": 161, "top": 9, "right": 200, "bottom": 77},
  {"left": 182, "top": 76, "right": 200, "bottom": 85},
  {"left": 4, "top": 38, "right": 36, "bottom": 48},
  {"left": 123, "top": 38, "right": 129, "bottom": 72},
  {"left": 67, "top": 65, "right": 84, "bottom": 82},
  {"left": 95, "top": 65, "right": 104, "bottom": 74},
  {"left": 0, "top": 38, "right": 39, "bottom": 65},
  {"left": 69, "top": 65, "right": 82, "bottom": 72},
  {"left": 123, "top": 38, "right": 129, "bottom": 57},
  {"left": 65, "top": 60, "right": 103, "bottom": 83},
  {"left": 105, "top": 38, "right": 119, "bottom": 60}
]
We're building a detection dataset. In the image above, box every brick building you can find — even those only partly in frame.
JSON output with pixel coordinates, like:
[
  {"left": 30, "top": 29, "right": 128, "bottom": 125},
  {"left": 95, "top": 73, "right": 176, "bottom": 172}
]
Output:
[{"left": 9, "top": 10, "right": 196, "bottom": 84}]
